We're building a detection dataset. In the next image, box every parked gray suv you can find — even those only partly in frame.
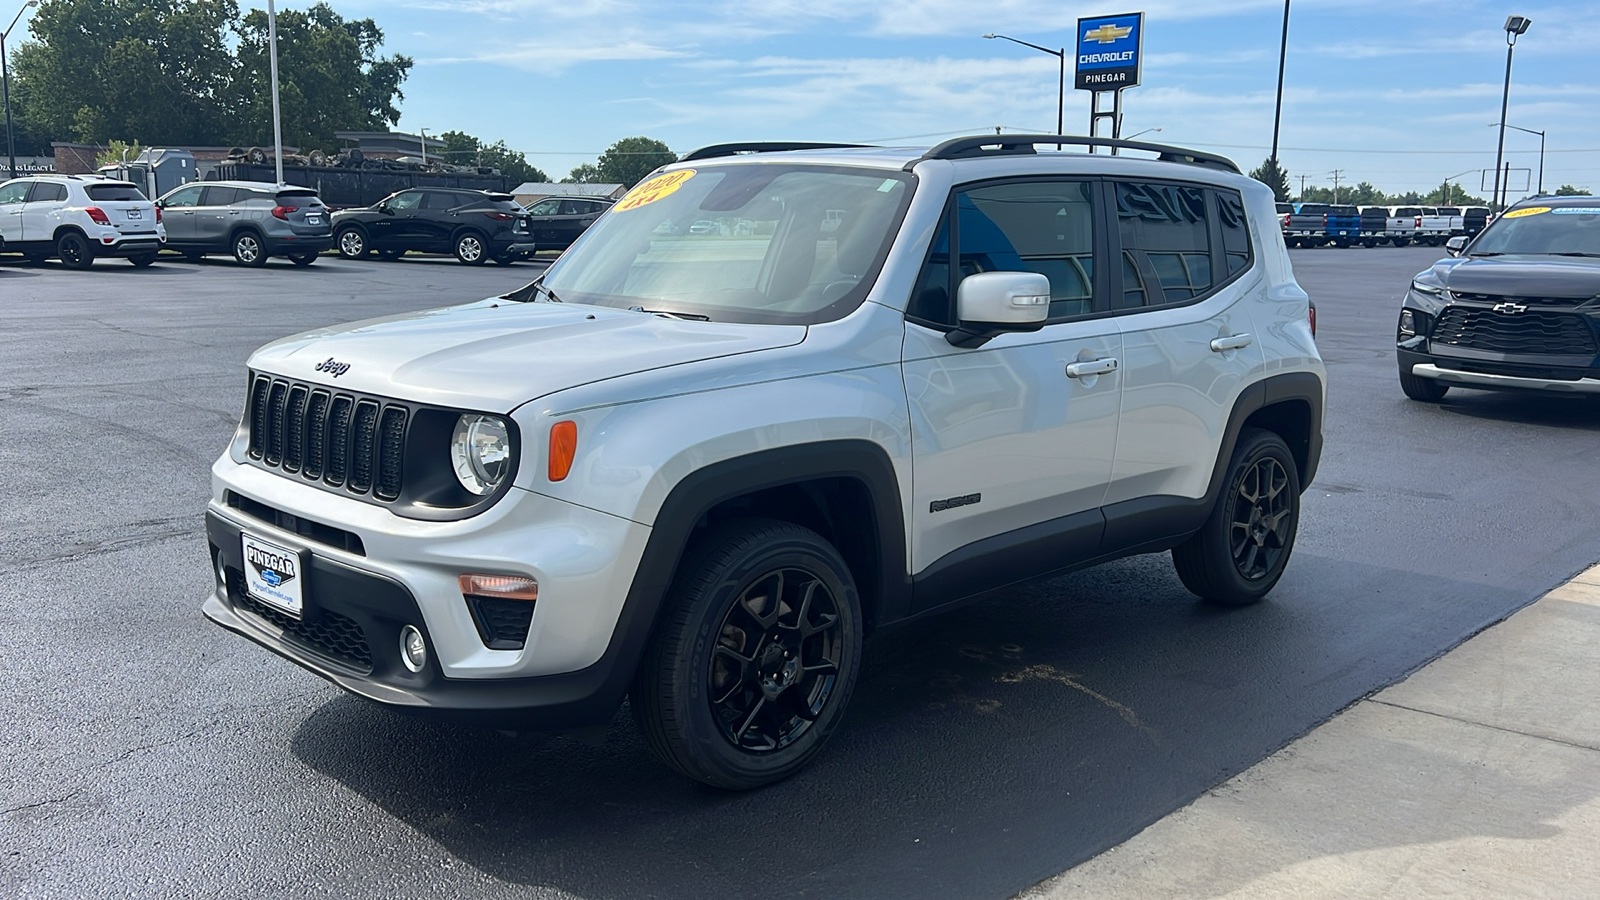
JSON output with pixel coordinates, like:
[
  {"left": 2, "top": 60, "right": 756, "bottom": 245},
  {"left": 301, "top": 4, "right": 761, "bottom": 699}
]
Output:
[{"left": 156, "top": 181, "right": 333, "bottom": 266}]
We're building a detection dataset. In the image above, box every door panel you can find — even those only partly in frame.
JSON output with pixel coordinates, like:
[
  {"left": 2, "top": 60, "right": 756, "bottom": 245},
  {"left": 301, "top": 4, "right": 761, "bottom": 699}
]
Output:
[
  {"left": 0, "top": 181, "right": 27, "bottom": 243},
  {"left": 159, "top": 184, "right": 204, "bottom": 243},
  {"left": 20, "top": 182, "right": 67, "bottom": 241},
  {"left": 197, "top": 186, "right": 243, "bottom": 245}
]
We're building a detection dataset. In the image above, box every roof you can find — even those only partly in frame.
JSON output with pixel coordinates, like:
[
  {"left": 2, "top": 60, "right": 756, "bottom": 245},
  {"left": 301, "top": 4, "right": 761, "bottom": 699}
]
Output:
[{"left": 512, "top": 182, "right": 624, "bottom": 196}]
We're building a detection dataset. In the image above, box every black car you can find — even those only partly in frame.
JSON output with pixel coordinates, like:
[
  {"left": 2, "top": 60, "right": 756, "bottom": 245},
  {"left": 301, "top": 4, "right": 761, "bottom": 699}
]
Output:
[
  {"left": 520, "top": 195, "right": 612, "bottom": 250},
  {"left": 1397, "top": 196, "right": 1600, "bottom": 402},
  {"left": 332, "top": 188, "right": 536, "bottom": 265}
]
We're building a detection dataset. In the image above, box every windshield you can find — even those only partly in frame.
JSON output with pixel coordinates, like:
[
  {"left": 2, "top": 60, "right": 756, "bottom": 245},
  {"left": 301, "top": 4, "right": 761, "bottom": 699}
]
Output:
[
  {"left": 1470, "top": 206, "right": 1600, "bottom": 256},
  {"left": 537, "top": 164, "right": 914, "bottom": 324}
]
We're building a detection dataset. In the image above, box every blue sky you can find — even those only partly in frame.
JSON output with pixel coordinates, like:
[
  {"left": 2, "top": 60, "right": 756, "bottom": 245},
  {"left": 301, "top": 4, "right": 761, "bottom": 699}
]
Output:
[{"left": 316, "top": 0, "right": 1597, "bottom": 196}]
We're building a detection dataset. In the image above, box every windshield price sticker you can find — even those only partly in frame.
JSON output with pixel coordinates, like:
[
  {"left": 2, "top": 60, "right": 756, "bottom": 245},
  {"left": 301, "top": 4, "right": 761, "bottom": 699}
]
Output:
[
  {"left": 1551, "top": 207, "right": 1600, "bottom": 215},
  {"left": 1502, "top": 207, "right": 1551, "bottom": 219},
  {"left": 615, "top": 170, "right": 696, "bottom": 213}
]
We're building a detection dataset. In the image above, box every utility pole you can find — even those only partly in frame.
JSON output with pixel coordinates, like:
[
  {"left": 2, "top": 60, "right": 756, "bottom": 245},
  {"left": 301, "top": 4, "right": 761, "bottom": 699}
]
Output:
[
  {"left": 1298, "top": 173, "right": 1307, "bottom": 201},
  {"left": 266, "top": 0, "right": 284, "bottom": 184},
  {"left": 1329, "top": 169, "right": 1344, "bottom": 204}
]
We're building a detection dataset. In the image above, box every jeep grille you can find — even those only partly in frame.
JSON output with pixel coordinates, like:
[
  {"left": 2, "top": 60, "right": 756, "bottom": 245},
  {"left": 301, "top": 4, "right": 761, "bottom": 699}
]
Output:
[{"left": 245, "top": 374, "right": 407, "bottom": 501}]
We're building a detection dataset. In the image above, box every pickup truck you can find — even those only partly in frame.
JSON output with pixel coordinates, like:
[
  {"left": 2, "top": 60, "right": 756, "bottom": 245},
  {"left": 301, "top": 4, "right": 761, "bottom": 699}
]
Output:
[
  {"left": 1360, "top": 206, "right": 1415, "bottom": 247},
  {"left": 1277, "top": 202, "right": 1294, "bottom": 242},
  {"left": 1414, "top": 207, "right": 1461, "bottom": 245},
  {"left": 1325, "top": 204, "right": 1361, "bottom": 247},
  {"left": 1287, "top": 202, "right": 1359, "bottom": 247},
  {"left": 1462, "top": 206, "right": 1491, "bottom": 236}
]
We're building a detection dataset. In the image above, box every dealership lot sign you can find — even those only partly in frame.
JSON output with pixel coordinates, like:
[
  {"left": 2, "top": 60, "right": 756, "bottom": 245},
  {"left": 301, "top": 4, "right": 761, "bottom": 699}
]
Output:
[{"left": 1076, "top": 12, "right": 1143, "bottom": 90}]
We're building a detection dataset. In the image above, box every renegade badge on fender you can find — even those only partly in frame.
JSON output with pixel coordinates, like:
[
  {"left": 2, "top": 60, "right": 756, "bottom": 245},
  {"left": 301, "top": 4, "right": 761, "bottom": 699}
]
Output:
[{"left": 203, "top": 135, "right": 1324, "bottom": 789}]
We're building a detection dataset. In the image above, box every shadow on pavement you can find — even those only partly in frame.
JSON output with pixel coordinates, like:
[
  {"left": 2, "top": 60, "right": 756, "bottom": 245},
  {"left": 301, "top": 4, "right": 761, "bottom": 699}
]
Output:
[{"left": 291, "top": 554, "right": 1531, "bottom": 900}]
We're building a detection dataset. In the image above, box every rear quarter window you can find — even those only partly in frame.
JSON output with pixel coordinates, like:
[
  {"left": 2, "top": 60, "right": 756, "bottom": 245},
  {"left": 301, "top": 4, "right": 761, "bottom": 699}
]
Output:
[{"left": 86, "top": 184, "right": 147, "bottom": 202}]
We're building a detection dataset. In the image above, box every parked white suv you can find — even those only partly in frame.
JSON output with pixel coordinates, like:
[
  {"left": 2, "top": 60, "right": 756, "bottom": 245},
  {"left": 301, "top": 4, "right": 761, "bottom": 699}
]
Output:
[
  {"left": 203, "top": 136, "right": 1325, "bottom": 789},
  {"left": 0, "top": 175, "right": 165, "bottom": 268}
]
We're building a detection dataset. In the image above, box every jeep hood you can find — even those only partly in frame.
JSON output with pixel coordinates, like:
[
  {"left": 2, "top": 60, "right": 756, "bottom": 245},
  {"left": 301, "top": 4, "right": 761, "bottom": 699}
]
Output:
[
  {"left": 1430, "top": 255, "right": 1600, "bottom": 300},
  {"left": 248, "top": 299, "right": 806, "bottom": 412}
]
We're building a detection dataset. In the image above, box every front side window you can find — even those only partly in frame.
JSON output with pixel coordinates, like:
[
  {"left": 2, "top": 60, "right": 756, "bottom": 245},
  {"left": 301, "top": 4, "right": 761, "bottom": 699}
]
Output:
[
  {"left": 1115, "top": 181, "right": 1211, "bottom": 308},
  {"left": 526, "top": 198, "right": 560, "bottom": 216},
  {"left": 538, "top": 165, "right": 913, "bottom": 324},
  {"left": 386, "top": 191, "right": 423, "bottom": 211},
  {"left": 0, "top": 181, "right": 28, "bottom": 205},
  {"left": 162, "top": 185, "right": 203, "bottom": 208}
]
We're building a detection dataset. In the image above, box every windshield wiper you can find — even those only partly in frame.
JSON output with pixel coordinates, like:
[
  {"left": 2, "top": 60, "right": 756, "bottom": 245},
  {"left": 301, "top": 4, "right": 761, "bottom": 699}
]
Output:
[
  {"left": 1551, "top": 252, "right": 1600, "bottom": 258},
  {"left": 499, "top": 279, "right": 563, "bottom": 303},
  {"left": 629, "top": 306, "right": 710, "bottom": 321}
]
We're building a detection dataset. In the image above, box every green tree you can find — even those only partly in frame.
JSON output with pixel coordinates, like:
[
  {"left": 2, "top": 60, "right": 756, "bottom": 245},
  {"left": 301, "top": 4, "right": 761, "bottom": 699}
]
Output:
[
  {"left": 231, "top": 3, "right": 412, "bottom": 150},
  {"left": 1423, "top": 181, "right": 1486, "bottom": 206},
  {"left": 564, "top": 163, "right": 601, "bottom": 184},
  {"left": 594, "top": 137, "right": 676, "bottom": 188},
  {"left": 1248, "top": 157, "right": 1291, "bottom": 202},
  {"left": 1554, "top": 184, "right": 1593, "bottom": 196},
  {"left": 95, "top": 139, "right": 145, "bottom": 168},
  {"left": 11, "top": 0, "right": 239, "bottom": 145},
  {"left": 432, "top": 130, "right": 546, "bottom": 183}
]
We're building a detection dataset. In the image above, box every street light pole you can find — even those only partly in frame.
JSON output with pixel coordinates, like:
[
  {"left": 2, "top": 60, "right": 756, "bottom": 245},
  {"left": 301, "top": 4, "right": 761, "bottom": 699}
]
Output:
[
  {"left": 266, "top": 0, "right": 284, "bottom": 185},
  {"left": 1124, "top": 126, "right": 1162, "bottom": 140},
  {"left": 983, "top": 34, "right": 1065, "bottom": 135},
  {"left": 1270, "top": 0, "right": 1290, "bottom": 163},
  {"left": 1491, "top": 15, "right": 1531, "bottom": 212},
  {"left": 1505, "top": 124, "right": 1545, "bottom": 196},
  {"left": 3, "top": 1, "right": 39, "bottom": 181}
]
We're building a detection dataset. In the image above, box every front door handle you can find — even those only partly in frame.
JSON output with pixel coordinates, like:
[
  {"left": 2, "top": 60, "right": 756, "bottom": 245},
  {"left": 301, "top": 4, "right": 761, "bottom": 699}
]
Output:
[
  {"left": 1210, "top": 333, "right": 1254, "bottom": 352},
  {"left": 1066, "top": 358, "right": 1118, "bottom": 378}
]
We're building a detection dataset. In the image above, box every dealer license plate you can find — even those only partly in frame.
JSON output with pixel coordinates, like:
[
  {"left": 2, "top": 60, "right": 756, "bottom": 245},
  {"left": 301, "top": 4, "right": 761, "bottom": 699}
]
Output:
[
  {"left": 126, "top": 209, "right": 141, "bottom": 219},
  {"left": 306, "top": 215, "right": 322, "bottom": 225},
  {"left": 241, "top": 532, "right": 304, "bottom": 617}
]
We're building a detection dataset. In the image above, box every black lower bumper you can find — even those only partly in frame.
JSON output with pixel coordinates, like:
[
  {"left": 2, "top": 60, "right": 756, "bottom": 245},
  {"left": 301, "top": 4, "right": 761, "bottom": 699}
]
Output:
[
  {"left": 203, "top": 509, "right": 628, "bottom": 727},
  {"left": 263, "top": 236, "right": 335, "bottom": 256}
]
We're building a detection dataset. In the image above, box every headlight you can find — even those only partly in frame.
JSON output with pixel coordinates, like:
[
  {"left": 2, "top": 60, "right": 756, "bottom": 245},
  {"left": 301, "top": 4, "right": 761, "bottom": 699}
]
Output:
[
  {"left": 1398, "top": 309, "right": 1417, "bottom": 337},
  {"left": 451, "top": 414, "right": 512, "bottom": 496},
  {"left": 1410, "top": 279, "right": 1444, "bottom": 296}
]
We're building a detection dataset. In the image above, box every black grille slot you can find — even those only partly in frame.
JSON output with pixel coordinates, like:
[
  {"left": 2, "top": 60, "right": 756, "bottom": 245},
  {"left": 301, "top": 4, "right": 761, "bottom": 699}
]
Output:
[
  {"left": 248, "top": 377, "right": 272, "bottom": 458},
  {"left": 242, "top": 375, "right": 417, "bottom": 503},
  {"left": 1432, "top": 307, "right": 1597, "bottom": 356},
  {"left": 283, "top": 386, "right": 309, "bottom": 472},
  {"left": 466, "top": 595, "right": 536, "bottom": 650},
  {"left": 325, "top": 395, "right": 353, "bottom": 487},
  {"left": 303, "top": 390, "right": 329, "bottom": 480},
  {"left": 228, "top": 568, "right": 372, "bottom": 672},
  {"left": 264, "top": 381, "right": 288, "bottom": 465},
  {"left": 376, "top": 406, "right": 407, "bottom": 500},
  {"left": 348, "top": 400, "right": 380, "bottom": 493},
  {"left": 224, "top": 491, "right": 366, "bottom": 555}
]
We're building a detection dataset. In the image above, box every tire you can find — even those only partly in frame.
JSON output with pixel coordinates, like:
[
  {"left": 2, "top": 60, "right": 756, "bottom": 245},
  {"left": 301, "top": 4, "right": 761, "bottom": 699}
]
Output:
[
  {"left": 232, "top": 231, "right": 267, "bottom": 267},
  {"left": 56, "top": 232, "right": 94, "bottom": 270},
  {"left": 1172, "top": 428, "right": 1301, "bottom": 606},
  {"left": 1399, "top": 363, "right": 1450, "bottom": 402},
  {"left": 492, "top": 254, "right": 516, "bottom": 266},
  {"left": 1393, "top": 238, "right": 1410, "bottom": 247},
  {"left": 127, "top": 253, "right": 157, "bottom": 268},
  {"left": 453, "top": 231, "right": 488, "bottom": 265},
  {"left": 288, "top": 252, "right": 318, "bottom": 267},
  {"left": 631, "top": 519, "right": 863, "bottom": 790},
  {"left": 376, "top": 248, "right": 405, "bottom": 261},
  {"left": 336, "top": 228, "right": 367, "bottom": 259}
]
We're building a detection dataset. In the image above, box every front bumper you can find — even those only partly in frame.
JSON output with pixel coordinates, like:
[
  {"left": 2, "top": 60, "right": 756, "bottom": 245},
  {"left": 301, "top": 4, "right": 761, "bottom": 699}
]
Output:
[{"left": 1407, "top": 361, "right": 1600, "bottom": 394}]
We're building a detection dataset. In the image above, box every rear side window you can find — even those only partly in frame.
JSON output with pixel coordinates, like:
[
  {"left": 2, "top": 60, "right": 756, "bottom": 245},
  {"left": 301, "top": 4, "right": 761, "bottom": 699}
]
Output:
[
  {"left": 86, "top": 183, "right": 146, "bottom": 201},
  {"left": 28, "top": 182, "right": 68, "bottom": 202},
  {"left": 201, "top": 186, "right": 242, "bottom": 206},
  {"left": 424, "top": 192, "right": 462, "bottom": 210},
  {"left": 1217, "top": 190, "right": 1251, "bottom": 276},
  {"left": 1115, "top": 181, "right": 1211, "bottom": 308}
]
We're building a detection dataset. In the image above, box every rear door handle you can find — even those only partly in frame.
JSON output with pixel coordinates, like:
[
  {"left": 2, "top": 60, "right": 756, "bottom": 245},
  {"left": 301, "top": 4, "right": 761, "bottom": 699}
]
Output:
[
  {"left": 1066, "top": 358, "right": 1118, "bottom": 378},
  {"left": 1210, "top": 333, "right": 1254, "bottom": 352}
]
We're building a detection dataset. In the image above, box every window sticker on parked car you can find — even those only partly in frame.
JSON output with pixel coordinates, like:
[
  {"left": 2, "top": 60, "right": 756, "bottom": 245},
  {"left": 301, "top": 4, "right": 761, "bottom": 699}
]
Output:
[
  {"left": 1502, "top": 207, "right": 1551, "bottom": 219},
  {"left": 1551, "top": 208, "right": 1600, "bottom": 215},
  {"left": 614, "top": 170, "right": 696, "bottom": 213}
]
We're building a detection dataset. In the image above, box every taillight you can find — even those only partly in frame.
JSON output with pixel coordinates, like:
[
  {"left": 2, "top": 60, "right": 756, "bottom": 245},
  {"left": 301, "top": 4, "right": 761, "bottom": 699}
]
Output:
[
  {"left": 1309, "top": 304, "right": 1317, "bottom": 337},
  {"left": 85, "top": 206, "right": 110, "bottom": 225},
  {"left": 1322, "top": 214, "right": 1328, "bottom": 227},
  {"left": 272, "top": 205, "right": 299, "bottom": 220},
  {"left": 1281, "top": 213, "right": 1291, "bottom": 228},
  {"left": 154, "top": 206, "right": 162, "bottom": 223},
  {"left": 1415, "top": 216, "right": 1422, "bottom": 227},
  {"left": 482, "top": 212, "right": 514, "bottom": 221}
]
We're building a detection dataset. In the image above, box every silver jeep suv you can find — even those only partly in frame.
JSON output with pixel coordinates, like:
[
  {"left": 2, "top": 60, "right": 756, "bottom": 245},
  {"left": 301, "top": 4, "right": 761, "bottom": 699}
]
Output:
[{"left": 202, "top": 135, "right": 1325, "bottom": 789}]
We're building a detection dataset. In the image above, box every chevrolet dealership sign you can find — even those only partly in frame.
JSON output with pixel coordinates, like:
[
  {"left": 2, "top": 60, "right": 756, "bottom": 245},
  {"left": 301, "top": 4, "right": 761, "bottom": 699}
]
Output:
[{"left": 1075, "top": 12, "right": 1143, "bottom": 90}]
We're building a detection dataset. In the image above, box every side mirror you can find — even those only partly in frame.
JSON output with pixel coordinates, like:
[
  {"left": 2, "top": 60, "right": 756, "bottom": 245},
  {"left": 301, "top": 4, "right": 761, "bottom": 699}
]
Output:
[
  {"left": 946, "top": 271, "right": 1050, "bottom": 348},
  {"left": 378, "top": 203, "right": 394, "bottom": 215},
  {"left": 1445, "top": 235, "right": 1468, "bottom": 256}
]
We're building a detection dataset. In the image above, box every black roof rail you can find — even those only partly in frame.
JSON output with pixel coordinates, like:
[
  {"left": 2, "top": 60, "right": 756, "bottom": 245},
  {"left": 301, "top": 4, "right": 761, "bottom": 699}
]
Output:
[
  {"left": 680, "top": 142, "right": 872, "bottom": 162},
  {"left": 908, "top": 134, "right": 1240, "bottom": 174}
]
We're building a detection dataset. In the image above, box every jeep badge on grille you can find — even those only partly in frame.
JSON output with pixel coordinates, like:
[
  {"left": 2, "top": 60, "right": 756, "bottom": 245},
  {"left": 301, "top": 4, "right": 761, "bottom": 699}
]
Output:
[{"left": 315, "top": 357, "right": 351, "bottom": 377}]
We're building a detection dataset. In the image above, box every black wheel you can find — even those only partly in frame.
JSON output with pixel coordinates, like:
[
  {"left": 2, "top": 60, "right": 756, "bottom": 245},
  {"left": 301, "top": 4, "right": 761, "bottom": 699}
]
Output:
[
  {"left": 1399, "top": 363, "right": 1450, "bottom": 402},
  {"left": 376, "top": 248, "right": 405, "bottom": 261},
  {"left": 454, "top": 231, "right": 488, "bottom": 265},
  {"left": 232, "top": 231, "right": 267, "bottom": 267},
  {"left": 127, "top": 253, "right": 157, "bottom": 268},
  {"left": 491, "top": 254, "right": 516, "bottom": 265},
  {"left": 56, "top": 232, "right": 94, "bottom": 270},
  {"left": 1393, "top": 238, "right": 1410, "bottom": 247},
  {"left": 631, "top": 519, "right": 863, "bottom": 790},
  {"left": 336, "top": 228, "right": 367, "bottom": 259},
  {"left": 1173, "top": 428, "right": 1300, "bottom": 606},
  {"left": 288, "top": 252, "right": 318, "bottom": 267}
]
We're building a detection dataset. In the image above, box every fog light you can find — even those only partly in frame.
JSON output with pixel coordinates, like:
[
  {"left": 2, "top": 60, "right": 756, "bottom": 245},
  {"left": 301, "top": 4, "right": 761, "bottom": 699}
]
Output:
[
  {"left": 399, "top": 625, "right": 428, "bottom": 673},
  {"left": 1399, "top": 309, "right": 1417, "bottom": 337}
]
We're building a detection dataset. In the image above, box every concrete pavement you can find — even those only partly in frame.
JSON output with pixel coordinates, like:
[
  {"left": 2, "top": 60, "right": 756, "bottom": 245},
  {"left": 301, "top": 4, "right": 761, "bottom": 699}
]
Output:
[{"left": 1023, "top": 562, "right": 1600, "bottom": 899}]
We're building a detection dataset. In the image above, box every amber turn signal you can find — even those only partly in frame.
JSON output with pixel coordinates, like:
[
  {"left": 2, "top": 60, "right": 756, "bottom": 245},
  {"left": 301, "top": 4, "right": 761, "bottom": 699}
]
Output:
[
  {"left": 458, "top": 573, "right": 539, "bottom": 601},
  {"left": 549, "top": 420, "right": 578, "bottom": 481}
]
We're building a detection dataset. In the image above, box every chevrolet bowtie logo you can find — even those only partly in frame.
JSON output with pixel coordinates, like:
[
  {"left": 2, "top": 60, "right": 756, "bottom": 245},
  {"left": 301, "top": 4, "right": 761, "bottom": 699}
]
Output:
[
  {"left": 1084, "top": 23, "right": 1133, "bottom": 43},
  {"left": 1493, "top": 302, "right": 1528, "bottom": 314}
]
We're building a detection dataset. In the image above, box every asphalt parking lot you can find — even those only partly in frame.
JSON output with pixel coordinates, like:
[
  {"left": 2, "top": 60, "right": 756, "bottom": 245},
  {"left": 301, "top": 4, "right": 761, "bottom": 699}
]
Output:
[{"left": 4, "top": 246, "right": 1600, "bottom": 899}]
